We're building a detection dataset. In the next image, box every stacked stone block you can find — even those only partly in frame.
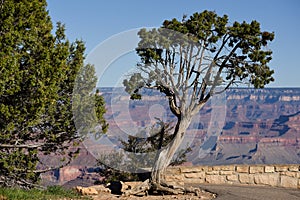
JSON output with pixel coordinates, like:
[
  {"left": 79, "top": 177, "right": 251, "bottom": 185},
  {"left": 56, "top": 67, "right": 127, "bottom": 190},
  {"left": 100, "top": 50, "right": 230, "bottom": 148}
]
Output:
[{"left": 164, "top": 164, "right": 300, "bottom": 189}]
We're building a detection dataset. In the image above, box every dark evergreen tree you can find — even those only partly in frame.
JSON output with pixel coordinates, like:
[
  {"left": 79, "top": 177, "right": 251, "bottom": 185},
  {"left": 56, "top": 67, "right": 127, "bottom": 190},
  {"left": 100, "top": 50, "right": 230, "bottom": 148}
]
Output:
[{"left": 0, "top": 0, "right": 107, "bottom": 188}]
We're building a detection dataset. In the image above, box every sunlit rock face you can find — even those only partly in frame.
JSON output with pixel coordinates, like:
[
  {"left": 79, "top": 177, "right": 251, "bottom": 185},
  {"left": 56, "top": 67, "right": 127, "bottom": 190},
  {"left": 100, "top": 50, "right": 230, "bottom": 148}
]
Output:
[
  {"left": 188, "top": 88, "right": 300, "bottom": 165},
  {"left": 41, "top": 88, "right": 300, "bottom": 185},
  {"left": 101, "top": 87, "right": 300, "bottom": 165}
]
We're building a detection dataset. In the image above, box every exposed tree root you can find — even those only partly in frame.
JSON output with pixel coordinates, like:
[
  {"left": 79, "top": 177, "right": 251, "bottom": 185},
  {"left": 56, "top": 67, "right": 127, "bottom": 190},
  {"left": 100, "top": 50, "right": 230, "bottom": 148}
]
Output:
[
  {"left": 123, "top": 179, "right": 151, "bottom": 197},
  {"left": 123, "top": 179, "right": 210, "bottom": 197}
]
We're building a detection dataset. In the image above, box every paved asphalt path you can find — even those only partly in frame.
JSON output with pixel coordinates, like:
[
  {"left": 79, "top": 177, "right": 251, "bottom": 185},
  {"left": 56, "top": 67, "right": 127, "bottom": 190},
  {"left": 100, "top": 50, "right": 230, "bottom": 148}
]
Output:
[{"left": 195, "top": 184, "right": 300, "bottom": 200}]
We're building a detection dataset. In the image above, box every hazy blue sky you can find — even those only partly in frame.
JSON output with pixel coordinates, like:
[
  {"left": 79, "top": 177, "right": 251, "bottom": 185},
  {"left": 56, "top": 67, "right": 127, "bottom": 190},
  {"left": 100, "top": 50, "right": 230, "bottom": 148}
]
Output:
[{"left": 47, "top": 0, "right": 300, "bottom": 87}]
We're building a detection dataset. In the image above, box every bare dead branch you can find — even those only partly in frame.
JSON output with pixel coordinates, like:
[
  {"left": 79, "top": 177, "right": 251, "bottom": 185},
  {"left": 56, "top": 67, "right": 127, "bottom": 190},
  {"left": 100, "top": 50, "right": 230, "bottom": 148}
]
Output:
[
  {"left": 0, "top": 143, "right": 46, "bottom": 149},
  {"left": 213, "top": 34, "right": 231, "bottom": 61},
  {"left": 177, "top": 45, "right": 184, "bottom": 87},
  {"left": 213, "top": 79, "right": 234, "bottom": 95},
  {"left": 208, "top": 41, "right": 242, "bottom": 95}
]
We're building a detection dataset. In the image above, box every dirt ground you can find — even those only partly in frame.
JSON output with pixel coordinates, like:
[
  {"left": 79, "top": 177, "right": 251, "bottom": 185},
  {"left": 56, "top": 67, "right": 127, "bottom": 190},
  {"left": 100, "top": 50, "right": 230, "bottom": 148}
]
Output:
[
  {"left": 73, "top": 181, "right": 216, "bottom": 200},
  {"left": 91, "top": 190, "right": 216, "bottom": 200},
  {"left": 86, "top": 184, "right": 300, "bottom": 200}
]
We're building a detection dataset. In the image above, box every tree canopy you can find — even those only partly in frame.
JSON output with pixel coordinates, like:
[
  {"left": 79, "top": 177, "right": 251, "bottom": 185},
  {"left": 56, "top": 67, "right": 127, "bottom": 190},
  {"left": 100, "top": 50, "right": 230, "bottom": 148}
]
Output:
[
  {"left": 124, "top": 11, "right": 275, "bottom": 103},
  {"left": 0, "top": 0, "right": 107, "bottom": 188}
]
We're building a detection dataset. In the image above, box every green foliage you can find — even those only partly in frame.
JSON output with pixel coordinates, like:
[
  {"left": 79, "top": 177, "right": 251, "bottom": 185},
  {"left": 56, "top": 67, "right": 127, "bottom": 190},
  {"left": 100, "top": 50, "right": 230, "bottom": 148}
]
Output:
[
  {"left": 97, "top": 151, "right": 140, "bottom": 183},
  {"left": 46, "top": 185, "right": 88, "bottom": 199},
  {"left": 0, "top": 186, "right": 89, "bottom": 200},
  {"left": 72, "top": 64, "right": 108, "bottom": 139},
  {"left": 0, "top": 0, "right": 107, "bottom": 187},
  {"left": 124, "top": 10, "right": 275, "bottom": 101}
]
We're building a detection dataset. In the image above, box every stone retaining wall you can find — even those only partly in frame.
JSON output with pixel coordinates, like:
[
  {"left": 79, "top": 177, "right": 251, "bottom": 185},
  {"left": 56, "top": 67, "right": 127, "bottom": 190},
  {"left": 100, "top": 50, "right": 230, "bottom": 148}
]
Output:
[{"left": 164, "top": 164, "right": 300, "bottom": 189}]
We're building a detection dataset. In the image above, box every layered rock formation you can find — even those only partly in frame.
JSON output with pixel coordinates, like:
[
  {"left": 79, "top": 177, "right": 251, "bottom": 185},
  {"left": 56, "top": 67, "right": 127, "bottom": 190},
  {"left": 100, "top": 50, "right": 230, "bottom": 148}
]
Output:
[
  {"left": 101, "top": 87, "right": 300, "bottom": 165},
  {"left": 42, "top": 88, "right": 300, "bottom": 185},
  {"left": 187, "top": 88, "right": 300, "bottom": 165}
]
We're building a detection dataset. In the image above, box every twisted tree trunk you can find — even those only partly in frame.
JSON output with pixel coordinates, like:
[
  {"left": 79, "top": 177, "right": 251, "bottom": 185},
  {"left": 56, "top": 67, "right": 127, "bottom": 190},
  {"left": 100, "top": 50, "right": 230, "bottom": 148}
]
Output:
[
  {"left": 151, "top": 116, "right": 191, "bottom": 184},
  {"left": 123, "top": 116, "right": 199, "bottom": 196},
  {"left": 123, "top": 100, "right": 208, "bottom": 196}
]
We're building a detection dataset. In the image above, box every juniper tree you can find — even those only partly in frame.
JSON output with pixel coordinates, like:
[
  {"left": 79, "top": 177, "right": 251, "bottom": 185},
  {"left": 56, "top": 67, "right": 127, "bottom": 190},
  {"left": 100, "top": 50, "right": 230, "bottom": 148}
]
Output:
[
  {"left": 0, "top": 0, "right": 107, "bottom": 188},
  {"left": 123, "top": 10, "right": 275, "bottom": 195}
]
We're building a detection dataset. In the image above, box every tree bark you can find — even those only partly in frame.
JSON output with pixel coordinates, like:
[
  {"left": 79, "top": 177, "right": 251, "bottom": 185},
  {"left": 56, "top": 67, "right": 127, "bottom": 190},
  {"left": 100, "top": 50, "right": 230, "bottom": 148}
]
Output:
[{"left": 151, "top": 116, "right": 192, "bottom": 184}]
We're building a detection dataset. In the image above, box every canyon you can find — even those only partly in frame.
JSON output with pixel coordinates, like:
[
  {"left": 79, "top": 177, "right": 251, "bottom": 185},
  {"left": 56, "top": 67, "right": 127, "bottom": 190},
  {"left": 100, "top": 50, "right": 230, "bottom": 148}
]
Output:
[{"left": 41, "top": 87, "right": 300, "bottom": 186}]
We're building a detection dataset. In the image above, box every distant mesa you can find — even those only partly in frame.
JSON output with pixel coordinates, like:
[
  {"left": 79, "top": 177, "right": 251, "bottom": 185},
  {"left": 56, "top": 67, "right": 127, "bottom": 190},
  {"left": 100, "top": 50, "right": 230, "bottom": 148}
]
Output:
[{"left": 41, "top": 88, "right": 300, "bottom": 186}]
